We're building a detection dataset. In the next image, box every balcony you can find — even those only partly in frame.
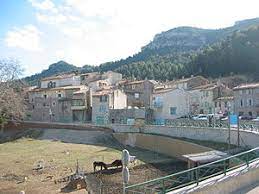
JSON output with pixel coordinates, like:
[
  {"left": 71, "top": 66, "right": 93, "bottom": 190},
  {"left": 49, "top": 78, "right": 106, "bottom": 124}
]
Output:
[
  {"left": 71, "top": 105, "right": 87, "bottom": 110},
  {"left": 71, "top": 99, "right": 86, "bottom": 110},
  {"left": 153, "top": 101, "right": 163, "bottom": 108}
]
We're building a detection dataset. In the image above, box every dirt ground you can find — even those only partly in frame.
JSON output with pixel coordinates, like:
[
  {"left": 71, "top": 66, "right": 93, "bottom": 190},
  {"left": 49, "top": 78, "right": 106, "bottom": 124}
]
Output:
[{"left": 0, "top": 129, "right": 186, "bottom": 194}]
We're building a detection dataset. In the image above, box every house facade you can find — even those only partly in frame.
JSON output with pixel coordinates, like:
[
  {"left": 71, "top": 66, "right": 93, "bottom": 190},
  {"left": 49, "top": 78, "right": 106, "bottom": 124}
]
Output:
[
  {"left": 189, "top": 83, "right": 232, "bottom": 114},
  {"left": 233, "top": 83, "right": 259, "bottom": 118},
  {"left": 28, "top": 85, "right": 89, "bottom": 122},
  {"left": 40, "top": 73, "right": 81, "bottom": 89},
  {"left": 214, "top": 96, "right": 234, "bottom": 115},
  {"left": 152, "top": 88, "right": 190, "bottom": 121},
  {"left": 92, "top": 89, "right": 127, "bottom": 124},
  {"left": 166, "top": 76, "right": 209, "bottom": 90},
  {"left": 122, "top": 80, "right": 157, "bottom": 108}
]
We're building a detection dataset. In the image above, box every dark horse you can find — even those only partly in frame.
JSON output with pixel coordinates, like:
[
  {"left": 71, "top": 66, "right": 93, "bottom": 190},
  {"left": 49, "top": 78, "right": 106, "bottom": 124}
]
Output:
[
  {"left": 93, "top": 161, "right": 108, "bottom": 172},
  {"left": 110, "top": 160, "right": 122, "bottom": 169}
]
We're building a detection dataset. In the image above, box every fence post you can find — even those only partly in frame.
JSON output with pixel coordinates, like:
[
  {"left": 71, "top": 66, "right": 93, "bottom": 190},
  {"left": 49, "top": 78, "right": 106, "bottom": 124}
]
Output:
[
  {"left": 223, "top": 160, "right": 226, "bottom": 175},
  {"left": 246, "top": 153, "right": 249, "bottom": 167},
  {"left": 195, "top": 168, "right": 199, "bottom": 186},
  {"left": 162, "top": 179, "right": 166, "bottom": 194}
]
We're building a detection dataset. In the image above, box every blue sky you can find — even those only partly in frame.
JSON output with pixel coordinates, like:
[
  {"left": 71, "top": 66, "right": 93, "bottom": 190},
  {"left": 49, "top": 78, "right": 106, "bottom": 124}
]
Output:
[{"left": 1, "top": 0, "right": 259, "bottom": 77}]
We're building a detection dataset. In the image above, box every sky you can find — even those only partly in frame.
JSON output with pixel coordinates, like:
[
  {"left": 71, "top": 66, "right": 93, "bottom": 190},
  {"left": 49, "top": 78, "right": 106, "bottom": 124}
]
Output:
[{"left": 1, "top": 0, "right": 259, "bottom": 76}]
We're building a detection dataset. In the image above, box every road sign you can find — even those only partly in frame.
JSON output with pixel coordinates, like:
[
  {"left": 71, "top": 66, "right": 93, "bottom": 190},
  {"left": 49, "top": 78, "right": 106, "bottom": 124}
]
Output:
[{"left": 230, "top": 114, "right": 238, "bottom": 128}]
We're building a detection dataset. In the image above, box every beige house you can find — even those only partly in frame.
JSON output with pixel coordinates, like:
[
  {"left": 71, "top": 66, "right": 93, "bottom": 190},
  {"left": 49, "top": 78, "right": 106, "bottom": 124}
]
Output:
[
  {"left": 92, "top": 89, "right": 127, "bottom": 124},
  {"left": 190, "top": 83, "right": 232, "bottom": 114},
  {"left": 233, "top": 83, "right": 259, "bottom": 118},
  {"left": 214, "top": 96, "right": 234, "bottom": 115},
  {"left": 152, "top": 88, "right": 190, "bottom": 121},
  {"left": 166, "top": 76, "right": 209, "bottom": 90}
]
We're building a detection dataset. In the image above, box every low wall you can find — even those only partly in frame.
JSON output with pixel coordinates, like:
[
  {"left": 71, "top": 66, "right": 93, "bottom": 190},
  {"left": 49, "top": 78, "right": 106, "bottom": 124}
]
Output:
[
  {"left": 111, "top": 124, "right": 259, "bottom": 148},
  {"left": 5, "top": 121, "right": 113, "bottom": 133},
  {"left": 113, "top": 133, "right": 212, "bottom": 161}
]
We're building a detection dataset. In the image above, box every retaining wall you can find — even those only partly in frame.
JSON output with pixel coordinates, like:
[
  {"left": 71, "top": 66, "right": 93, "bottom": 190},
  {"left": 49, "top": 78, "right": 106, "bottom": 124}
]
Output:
[
  {"left": 113, "top": 132, "right": 213, "bottom": 161},
  {"left": 111, "top": 124, "right": 259, "bottom": 148}
]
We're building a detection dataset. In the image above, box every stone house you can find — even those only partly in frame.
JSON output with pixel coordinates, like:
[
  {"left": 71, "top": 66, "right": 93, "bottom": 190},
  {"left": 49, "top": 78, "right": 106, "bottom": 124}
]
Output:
[
  {"left": 166, "top": 76, "right": 209, "bottom": 90},
  {"left": 151, "top": 88, "right": 190, "bottom": 121},
  {"left": 122, "top": 80, "right": 157, "bottom": 108},
  {"left": 109, "top": 108, "right": 153, "bottom": 124},
  {"left": 92, "top": 89, "right": 127, "bottom": 124},
  {"left": 40, "top": 73, "right": 81, "bottom": 89},
  {"left": 28, "top": 85, "right": 89, "bottom": 122},
  {"left": 214, "top": 96, "right": 234, "bottom": 115},
  {"left": 190, "top": 83, "right": 232, "bottom": 114},
  {"left": 233, "top": 83, "right": 259, "bottom": 118}
]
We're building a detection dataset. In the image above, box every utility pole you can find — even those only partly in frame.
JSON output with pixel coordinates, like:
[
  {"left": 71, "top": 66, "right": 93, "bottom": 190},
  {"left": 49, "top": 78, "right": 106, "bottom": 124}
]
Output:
[
  {"left": 237, "top": 116, "right": 240, "bottom": 147},
  {"left": 228, "top": 105, "right": 231, "bottom": 151}
]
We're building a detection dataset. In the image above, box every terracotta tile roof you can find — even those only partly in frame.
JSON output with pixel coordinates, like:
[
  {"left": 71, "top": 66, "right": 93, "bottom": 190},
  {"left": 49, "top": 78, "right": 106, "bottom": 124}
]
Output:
[
  {"left": 29, "top": 85, "right": 87, "bottom": 92},
  {"left": 233, "top": 83, "right": 259, "bottom": 90},
  {"left": 92, "top": 89, "right": 113, "bottom": 97}
]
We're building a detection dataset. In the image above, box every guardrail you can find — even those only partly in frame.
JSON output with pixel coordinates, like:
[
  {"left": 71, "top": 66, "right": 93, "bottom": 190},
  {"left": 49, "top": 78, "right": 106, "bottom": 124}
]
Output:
[{"left": 125, "top": 147, "right": 259, "bottom": 194}]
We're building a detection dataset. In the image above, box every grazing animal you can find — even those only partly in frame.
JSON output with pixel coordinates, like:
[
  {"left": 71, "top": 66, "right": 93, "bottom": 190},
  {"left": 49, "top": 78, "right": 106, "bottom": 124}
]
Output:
[
  {"left": 93, "top": 161, "right": 107, "bottom": 172},
  {"left": 111, "top": 160, "right": 122, "bottom": 168}
]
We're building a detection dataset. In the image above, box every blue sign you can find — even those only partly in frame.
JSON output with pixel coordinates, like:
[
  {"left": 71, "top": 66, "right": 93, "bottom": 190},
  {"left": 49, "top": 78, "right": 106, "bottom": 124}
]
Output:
[{"left": 230, "top": 114, "right": 238, "bottom": 127}]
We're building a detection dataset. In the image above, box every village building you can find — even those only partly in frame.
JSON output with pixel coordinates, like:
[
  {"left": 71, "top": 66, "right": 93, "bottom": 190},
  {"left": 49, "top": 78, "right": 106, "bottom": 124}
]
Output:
[
  {"left": 122, "top": 80, "right": 157, "bottom": 108},
  {"left": 28, "top": 85, "right": 91, "bottom": 122},
  {"left": 152, "top": 87, "right": 190, "bottom": 122},
  {"left": 92, "top": 89, "right": 127, "bottom": 125},
  {"left": 40, "top": 73, "right": 81, "bottom": 88},
  {"left": 233, "top": 83, "right": 259, "bottom": 118},
  {"left": 189, "top": 83, "right": 232, "bottom": 114},
  {"left": 166, "top": 76, "right": 209, "bottom": 90},
  {"left": 214, "top": 96, "right": 234, "bottom": 115}
]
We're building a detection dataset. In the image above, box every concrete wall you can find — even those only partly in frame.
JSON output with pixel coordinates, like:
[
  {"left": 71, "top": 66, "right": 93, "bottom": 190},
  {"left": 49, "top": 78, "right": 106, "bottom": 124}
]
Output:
[
  {"left": 113, "top": 133, "right": 212, "bottom": 161},
  {"left": 111, "top": 124, "right": 259, "bottom": 148}
]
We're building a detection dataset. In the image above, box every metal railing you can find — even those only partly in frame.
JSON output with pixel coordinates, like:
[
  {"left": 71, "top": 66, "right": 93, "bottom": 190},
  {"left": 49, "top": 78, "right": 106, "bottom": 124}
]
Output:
[
  {"left": 125, "top": 147, "right": 259, "bottom": 194},
  {"left": 143, "top": 119, "right": 259, "bottom": 132}
]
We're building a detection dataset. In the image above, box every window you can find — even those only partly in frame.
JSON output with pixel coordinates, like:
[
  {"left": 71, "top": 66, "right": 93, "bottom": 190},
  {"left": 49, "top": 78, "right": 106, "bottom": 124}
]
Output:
[
  {"left": 58, "top": 93, "right": 62, "bottom": 98},
  {"left": 170, "top": 107, "right": 177, "bottom": 115},
  {"left": 43, "top": 94, "right": 47, "bottom": 99},
  {"left": 100, "top": 95, "right": 108, "bottom": 102},
  {"left": 248, "top": 99, "right": 253, "bottom": 106},
  {"left": 31, "top": 98, "right": 34, "bottom": 102},
  {"left": 134, "top": 93, "right": 140, "bottom": 99},
  {"left": 219, "top": 102, "right": 221, "bottom": 108},
  {"left": 72, "top": 99, "right": 85, "bottom": 106},
  {"left": 99, "top": 105, "right": 107, "bottom": 112},
  {"left": 32, "top": 105, "right": 35, "bottom": 109},
  {"left": 215, "top": 102, "right": 217, "bottom": 107},
  {"left": 249, "top": 112, "right": 253, "bottom": 116},
  {"left": 52, "top": 102, "right": 56, "bottom": 106},
  {"left": 239, "top": 112, "right": 244, "bottom": 116},
  {"left": 240, "top": 99, "right": 243, "bottom": 107},
  {"left": 132, "top": 85, "right": 135, "bottom": 89},
  {"left": 224, "top": 102, "right": 228, "bottom": 108},
  {"left": 43, "top": 103, "right": 46, "bottom": 107}
]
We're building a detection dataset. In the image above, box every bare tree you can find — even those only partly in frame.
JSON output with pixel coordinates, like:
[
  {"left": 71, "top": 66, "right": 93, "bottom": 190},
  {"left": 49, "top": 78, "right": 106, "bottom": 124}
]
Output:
[{"left": 0, "top": 59, "right": 26, "bottom": 134}]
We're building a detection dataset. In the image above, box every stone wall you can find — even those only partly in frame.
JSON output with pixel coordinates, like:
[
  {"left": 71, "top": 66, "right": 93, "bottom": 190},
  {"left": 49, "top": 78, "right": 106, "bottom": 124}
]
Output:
[
  {"left": 111, "top": 124, "right": 259, "bottom": 148},
  {"left": 113, "top": 132, "right": 212, "bottom": 161}
]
